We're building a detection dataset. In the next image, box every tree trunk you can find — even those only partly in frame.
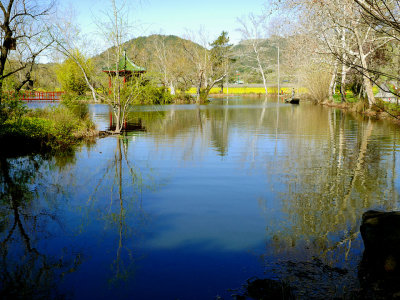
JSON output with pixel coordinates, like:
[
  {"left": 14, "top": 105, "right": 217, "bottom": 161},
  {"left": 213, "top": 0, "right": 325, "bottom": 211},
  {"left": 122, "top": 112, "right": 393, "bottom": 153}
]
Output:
[
  {"left": 0, "top": 78, "right": 4, "bottom": 103},
  {"left": 114, "top": 105, "right": 122, "bottom": 133},
  {"left": 170, "top": 82, "right": 175, "bottom": 95},
  {"left": 355, "top": 30, "right": 375, "bottom": 107},
  {"left": 340, "top": 26, "right": 348, "bottom": 103},
  {"left": 254, "top": 45, "right": 268, "bottom": 95},
  {"left": 362, "top": 71, "right": 375, "bottom": 107},
  {"left": 341, "top": 65, "right": 347, "bottom": 103},
  {"left": 329, "top": 61, "right": 338, "bottom": 102},
  {"left": 0, "top": 14, "right": 13, "bottom": 104},
  {"left": 196, "top": 70, "right": 203, "bottom": 103}
]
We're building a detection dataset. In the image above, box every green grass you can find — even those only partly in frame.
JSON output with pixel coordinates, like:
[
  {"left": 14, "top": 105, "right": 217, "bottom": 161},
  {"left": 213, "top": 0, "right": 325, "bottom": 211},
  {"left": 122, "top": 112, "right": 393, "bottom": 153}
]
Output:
[
  {"left": 332, "top": 92, "right": 358, "bottom": 103},
  {"left": 0, "top": 96, "right": 95, "bottom": 151}
]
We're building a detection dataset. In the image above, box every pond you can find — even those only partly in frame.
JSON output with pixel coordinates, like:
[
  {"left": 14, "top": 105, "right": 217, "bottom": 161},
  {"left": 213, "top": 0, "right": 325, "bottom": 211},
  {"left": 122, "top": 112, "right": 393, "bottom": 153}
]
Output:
[{"left": 1, "top": 96, "right": 400, "bottom": 299}]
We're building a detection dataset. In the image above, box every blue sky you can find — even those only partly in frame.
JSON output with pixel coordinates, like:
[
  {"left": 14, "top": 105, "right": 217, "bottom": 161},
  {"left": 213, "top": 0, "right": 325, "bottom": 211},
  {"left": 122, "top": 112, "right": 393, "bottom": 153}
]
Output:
[{"left": 66, "top": 0, "right": 266, "bottom": 48}]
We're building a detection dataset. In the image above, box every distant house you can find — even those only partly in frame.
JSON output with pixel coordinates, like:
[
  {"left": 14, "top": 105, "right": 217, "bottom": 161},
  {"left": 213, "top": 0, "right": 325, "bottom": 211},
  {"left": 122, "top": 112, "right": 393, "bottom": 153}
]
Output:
[{"left": 375, "top": 83, "right": 398, "bottom": 104}]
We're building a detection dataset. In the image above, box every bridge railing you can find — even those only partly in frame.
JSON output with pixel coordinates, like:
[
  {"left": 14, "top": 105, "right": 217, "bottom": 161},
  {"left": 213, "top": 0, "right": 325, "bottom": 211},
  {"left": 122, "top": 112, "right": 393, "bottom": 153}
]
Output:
[{"left": 7, "top": 91, "right": 65, "bottom": 101}]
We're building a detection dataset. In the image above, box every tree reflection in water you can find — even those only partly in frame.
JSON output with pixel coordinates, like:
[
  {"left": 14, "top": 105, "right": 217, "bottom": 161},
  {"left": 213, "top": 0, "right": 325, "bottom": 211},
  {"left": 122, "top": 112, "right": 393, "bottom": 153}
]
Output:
[
  {"left": 0, "top": 152, "right": 81, "bottom": 299},
  {"left": 82, "top": 135, "right": 153, "bottom": 286},
  {"left": 0, "top": 135, "right": 153, "bottom": 296},
  {"left": 256, "top": 110, "right": 400, "bottom": 298}
]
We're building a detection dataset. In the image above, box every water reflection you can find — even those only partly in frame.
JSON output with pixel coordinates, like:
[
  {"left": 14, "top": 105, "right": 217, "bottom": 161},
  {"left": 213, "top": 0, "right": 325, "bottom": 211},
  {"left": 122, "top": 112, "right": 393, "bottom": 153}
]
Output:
[
  {"left": 0, "top": 152, "right": 81, "bottom": 298},
  {"left": 4, "top": 97, "right": 400, "bottom": 298},
  {"left": 86, "top": 136, "right": 148, "bottom": 285}
]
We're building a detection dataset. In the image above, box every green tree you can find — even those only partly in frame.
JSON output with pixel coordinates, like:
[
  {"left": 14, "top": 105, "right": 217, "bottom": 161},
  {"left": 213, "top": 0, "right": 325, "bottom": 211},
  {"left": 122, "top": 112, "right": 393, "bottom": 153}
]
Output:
[
  {"left": 210, "top": 31, "right": 232, "bottom": 93},
  {"left": 56, "top": 50, "right": 93, "bottom": 95}
]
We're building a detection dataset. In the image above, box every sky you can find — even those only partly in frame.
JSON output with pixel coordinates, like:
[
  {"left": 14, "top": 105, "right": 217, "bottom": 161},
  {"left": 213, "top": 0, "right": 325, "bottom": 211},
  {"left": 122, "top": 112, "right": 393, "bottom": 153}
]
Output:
[{"left": 66, "top": 0, "right": 267, "bottom": 53}]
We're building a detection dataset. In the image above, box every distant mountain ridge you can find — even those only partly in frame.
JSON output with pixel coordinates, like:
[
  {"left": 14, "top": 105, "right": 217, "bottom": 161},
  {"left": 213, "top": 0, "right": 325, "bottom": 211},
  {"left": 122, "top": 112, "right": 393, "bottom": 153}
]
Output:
[
  {"left": 91, "top": 34, "right": 202, "bottom": 70},
  {"left": 33, "top": 34, "right": 287, "bottom": 89},
  {"left": 91, "top": 34, "right": 285, "bottom": 84}
]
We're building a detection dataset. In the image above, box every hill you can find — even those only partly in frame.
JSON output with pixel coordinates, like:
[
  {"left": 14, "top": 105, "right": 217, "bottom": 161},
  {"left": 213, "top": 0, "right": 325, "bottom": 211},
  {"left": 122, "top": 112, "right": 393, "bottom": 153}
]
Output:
[
  {"left": 29, "top": 34, "right": 289, "bottom": 90},
  {"left": 91, "top": 34, "right": 203, "bottom": 72}
]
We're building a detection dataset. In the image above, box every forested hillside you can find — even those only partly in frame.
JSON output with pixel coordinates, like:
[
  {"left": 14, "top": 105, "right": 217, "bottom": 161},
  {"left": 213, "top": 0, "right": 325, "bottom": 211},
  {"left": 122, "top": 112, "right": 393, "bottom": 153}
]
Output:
[{"left": 28, "top": 34, "right": 289, "bottom": 91}]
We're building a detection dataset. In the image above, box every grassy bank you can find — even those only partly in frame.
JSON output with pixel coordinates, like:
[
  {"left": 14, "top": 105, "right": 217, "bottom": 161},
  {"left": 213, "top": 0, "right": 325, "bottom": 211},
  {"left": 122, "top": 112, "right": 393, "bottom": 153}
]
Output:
[
  {"left": 324, "top": 94, "right": 400, "bottom": 125},
  {"left": 0, "top": 95, "right": 96, "bottom": 152}
]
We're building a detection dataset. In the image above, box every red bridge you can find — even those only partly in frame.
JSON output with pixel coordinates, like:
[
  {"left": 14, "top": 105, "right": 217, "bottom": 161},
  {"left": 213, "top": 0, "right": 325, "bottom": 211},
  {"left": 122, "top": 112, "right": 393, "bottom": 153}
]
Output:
[{"left": 17, "top": 91, "right": 65, "bottom": 101}]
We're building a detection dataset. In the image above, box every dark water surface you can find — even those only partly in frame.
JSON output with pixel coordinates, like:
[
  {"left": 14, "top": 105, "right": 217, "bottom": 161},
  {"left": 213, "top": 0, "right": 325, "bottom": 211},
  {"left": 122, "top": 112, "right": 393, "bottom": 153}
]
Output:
[{"left": 1, "top": 97, "right": 400, "bottom": 299}]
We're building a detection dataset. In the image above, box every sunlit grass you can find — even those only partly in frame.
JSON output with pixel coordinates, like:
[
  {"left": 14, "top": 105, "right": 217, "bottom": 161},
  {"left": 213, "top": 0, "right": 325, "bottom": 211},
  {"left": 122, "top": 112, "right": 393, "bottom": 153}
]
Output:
[{"left": 332, "top": 91, "right": 358, "bottom": 103}]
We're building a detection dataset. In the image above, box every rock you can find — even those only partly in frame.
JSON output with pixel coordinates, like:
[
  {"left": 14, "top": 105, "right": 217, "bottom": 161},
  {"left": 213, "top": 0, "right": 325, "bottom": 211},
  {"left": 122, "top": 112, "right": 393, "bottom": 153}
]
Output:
[
  {"left": 359, "top": 210, "right": 400, "bottom": 298},
  {"left": 360, "top": 210, "right": 400, "bottom": 270},
  {"left": 234, "top": 278, "right": 294, "bottom": 300}
]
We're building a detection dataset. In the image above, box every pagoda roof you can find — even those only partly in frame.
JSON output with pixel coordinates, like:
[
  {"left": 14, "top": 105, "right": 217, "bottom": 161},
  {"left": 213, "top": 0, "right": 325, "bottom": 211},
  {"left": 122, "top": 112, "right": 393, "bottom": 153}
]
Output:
[{"left": 102, "top": 53, "right": 146, "bottom": 73}]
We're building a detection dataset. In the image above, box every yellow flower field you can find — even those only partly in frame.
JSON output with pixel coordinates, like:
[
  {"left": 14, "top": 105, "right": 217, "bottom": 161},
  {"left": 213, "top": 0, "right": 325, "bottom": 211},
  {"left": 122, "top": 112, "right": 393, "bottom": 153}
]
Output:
[{"left": 186, "top": 86, "right": 307, "bottom": 95}]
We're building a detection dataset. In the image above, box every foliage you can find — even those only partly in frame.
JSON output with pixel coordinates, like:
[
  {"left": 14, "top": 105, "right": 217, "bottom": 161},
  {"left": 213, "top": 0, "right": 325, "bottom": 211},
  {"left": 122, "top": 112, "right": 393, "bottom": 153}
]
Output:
[
  {"left": 0, "top": 96, "right": 95, "bottom": 151},
  {"left": 61, "top": 92, "right": 90, "bottom": 119},
  {"left": 0, "top": 95, "right": 28, "bottom": 125},
  {"left": 136, "top": 85, "right": 174, "bottom": 105},
  {"left": 374, "top": 98, "right": 400, "bottom": 118},
  {"left": 210, "top": 31, "right": 231, "bottom": 76},
  {"left": 56, "top": 50, "right": 93, "bottom": 95},
  {"left": 173, "top": 92, "right": 195, "bottom": 103},
  {"left": 332, "top": 92, "right": 357, "bottom": 103}
]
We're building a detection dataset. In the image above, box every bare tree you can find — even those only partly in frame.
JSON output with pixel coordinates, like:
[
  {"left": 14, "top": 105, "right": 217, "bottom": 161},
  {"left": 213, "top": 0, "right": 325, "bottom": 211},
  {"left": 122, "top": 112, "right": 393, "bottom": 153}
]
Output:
[
  {"left": 274, "top": 0, "right": 395, "bottom": 107},
  {"left": 182, "top": 29, "right": 231, "bottom": 102},
  {"left": 237, "top": 13, "right": 272, "bottom": 95},
  {"left": 49, "top": 7, "right": 99, "bottom": 102},
  {"left": 96, "top": 0, "right": 144, "bottom": 133},
  {"left": 0, "top": 0, "right": 55, "bottom": 103},
  {"left": 182, "top": 28, "right": 212, "bottom": 103}
]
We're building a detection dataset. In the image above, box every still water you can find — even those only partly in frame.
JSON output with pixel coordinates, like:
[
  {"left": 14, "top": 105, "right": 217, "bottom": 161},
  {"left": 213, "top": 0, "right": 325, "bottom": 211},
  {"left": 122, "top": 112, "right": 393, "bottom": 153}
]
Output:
[{"left": 1, "top": 97, "right": 400, "bottom": 299}]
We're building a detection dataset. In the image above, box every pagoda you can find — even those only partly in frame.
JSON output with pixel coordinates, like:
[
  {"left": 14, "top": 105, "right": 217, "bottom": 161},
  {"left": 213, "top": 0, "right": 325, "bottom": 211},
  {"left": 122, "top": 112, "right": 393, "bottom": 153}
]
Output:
[{"left": 102, "top": 51, "right": 146, "bottom": 88}]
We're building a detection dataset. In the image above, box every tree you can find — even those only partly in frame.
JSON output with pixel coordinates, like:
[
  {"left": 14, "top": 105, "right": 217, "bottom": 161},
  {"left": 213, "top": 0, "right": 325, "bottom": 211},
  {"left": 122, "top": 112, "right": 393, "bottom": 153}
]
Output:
[
  {"left": 237, "top": 13, "right": 272, "bottom": 95},
  {"left": 351, "top": 0, "right": 400, "bottom": 97},
  {"left": 49, "top": 8, "right": 99, "bottom": 102},
  {"left": 210, "top": 31, "right": 232, "bottom": 93},
  {"left": 182, "top": 30, "right": 231, "bottom": 102},
  {"left": 0, "top": 0, "right": 55, "bottom": 103},
  {"left": 272, "top": 0, "right": 394, "bottom": 107},
  {"left": 55, "top": 50, "right": 93, "bottom": 95},
  {"left": 97, "top": 0, "right": 144, "bottom": 133},
  {"left": 182, "top": 28, "right": 212, "bottom": 103}
]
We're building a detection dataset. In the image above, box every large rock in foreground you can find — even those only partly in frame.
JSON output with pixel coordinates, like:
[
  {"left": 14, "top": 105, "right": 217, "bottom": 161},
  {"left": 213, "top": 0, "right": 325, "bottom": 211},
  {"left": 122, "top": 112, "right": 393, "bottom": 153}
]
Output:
[
  {"left": 359, "top": 210, "right": 400, "bottom": 299},
  {"left": 360, "top": 210, "right": 400, "bottom": 272}
]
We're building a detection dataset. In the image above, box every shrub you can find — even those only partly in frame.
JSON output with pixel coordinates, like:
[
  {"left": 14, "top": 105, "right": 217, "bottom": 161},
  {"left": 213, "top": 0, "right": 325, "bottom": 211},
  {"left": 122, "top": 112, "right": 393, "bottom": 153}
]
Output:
[
  {"left": 60, "top": 93, "right": 90, "bottom": 120},
  {"left": 0, "top": 96, "right": 28, "bottom": 124},
  {"left": 136, "top": 84, "right": 174, "bottom": 105},
  {"left": 0, "top": 94, "right": 95, "bottom": 151}
]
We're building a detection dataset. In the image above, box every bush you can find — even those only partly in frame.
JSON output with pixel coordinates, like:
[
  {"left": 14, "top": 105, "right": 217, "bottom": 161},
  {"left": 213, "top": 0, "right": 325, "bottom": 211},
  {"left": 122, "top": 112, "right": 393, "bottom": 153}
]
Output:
[
  {"left": 55, "top": 50, "right": 93, "bottom": 95},
  {"left": 299, "top": 64, "right": 331, "bottom": 103},
  {"left": 0, "top": 95, "right": 95, "bottom": 151},
  {"left": 60, "top": 93, "right": 90, "bottom": 119},
  {"left": 374, "top": 98, "right": 400, "bottom": 117},
  {"left": 136, "top": 85, "right": 174, "bottom": 105},
  {"left": 0, "top": 96, "right": 28, "bottom": 124},
  {"left": 173, "top": 92, "right": 195, "bottom": 103}
]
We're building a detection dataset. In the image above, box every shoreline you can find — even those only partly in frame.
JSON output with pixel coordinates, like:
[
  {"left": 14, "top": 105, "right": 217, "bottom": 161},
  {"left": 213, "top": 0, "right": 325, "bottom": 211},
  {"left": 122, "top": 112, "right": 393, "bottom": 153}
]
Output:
[{"left": 321, "top": 100, "right": 400, "bottom": 126}]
